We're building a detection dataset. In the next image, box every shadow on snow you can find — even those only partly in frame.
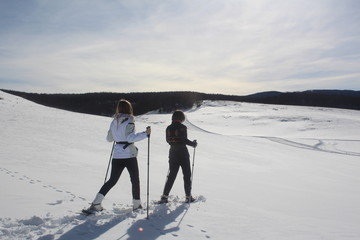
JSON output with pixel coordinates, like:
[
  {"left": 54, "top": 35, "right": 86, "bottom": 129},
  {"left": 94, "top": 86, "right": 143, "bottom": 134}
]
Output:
[
  {"left": 119, "top": 203, "right": 189, "bottom": 240},
  {"left": 43, "top": 204, "right": 189, "bottom": 240}
]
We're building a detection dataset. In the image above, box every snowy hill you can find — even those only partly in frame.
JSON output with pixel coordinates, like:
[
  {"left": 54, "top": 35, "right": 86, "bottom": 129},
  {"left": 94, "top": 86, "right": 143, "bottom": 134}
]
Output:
[{"left": 1, "top": 90, "right": 360, "bottom": 240}]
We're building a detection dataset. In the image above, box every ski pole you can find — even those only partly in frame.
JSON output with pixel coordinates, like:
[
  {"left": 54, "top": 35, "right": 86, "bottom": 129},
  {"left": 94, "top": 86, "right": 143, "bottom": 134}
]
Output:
[
  {"left": 146, "top": 126, "right": 151, "bottom": 219},
  {"left": 104, "top": 141, "right": 115, "bottom": 184},
  {"left": 190, "top": 140, "right": 197, "bottom": 192}
]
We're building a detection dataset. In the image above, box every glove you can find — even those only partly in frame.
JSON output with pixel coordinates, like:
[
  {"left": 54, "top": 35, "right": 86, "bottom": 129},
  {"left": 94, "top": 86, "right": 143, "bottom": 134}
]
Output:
[
  {"left": 193, "top": 140, "right": 197, "bottom": 148},
  {"left": 146, "top": 126, "right": 151, "bottom": 137}
]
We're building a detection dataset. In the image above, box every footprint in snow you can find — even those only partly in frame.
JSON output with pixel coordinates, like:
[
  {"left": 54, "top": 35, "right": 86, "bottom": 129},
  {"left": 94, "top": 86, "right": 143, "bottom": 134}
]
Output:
[
  {"left": 187, "top": 224, "right": 210, "bottom": 238},
  {"left": 2, "top": 167, "right": 87, "bottom": 203},
  {"left": 47, "top": 200, "right": 63, "bottom": 205}
]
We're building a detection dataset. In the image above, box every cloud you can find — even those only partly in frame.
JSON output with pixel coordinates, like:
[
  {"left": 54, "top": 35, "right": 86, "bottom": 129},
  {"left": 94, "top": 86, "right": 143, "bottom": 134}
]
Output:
[{"left": 0, "top": 0, "right": 359, "bottom": 94}]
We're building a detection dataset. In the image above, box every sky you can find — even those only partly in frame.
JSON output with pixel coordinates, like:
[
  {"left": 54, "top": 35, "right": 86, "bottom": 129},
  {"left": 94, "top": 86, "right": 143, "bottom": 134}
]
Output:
[{"left": 0, "top": 0, "right": 359, "bottom": 95}]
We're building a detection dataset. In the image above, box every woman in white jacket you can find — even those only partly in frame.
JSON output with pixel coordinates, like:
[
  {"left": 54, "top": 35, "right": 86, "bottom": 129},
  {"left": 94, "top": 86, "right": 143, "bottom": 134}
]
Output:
[{"left": 86, "top": 99, "right": 151, "bottom": 212}]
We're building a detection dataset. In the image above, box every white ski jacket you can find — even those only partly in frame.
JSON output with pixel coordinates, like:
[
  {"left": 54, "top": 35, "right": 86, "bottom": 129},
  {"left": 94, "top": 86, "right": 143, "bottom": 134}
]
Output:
[{"left": 106, "top": 114, "right": 147, "bottom": 159}]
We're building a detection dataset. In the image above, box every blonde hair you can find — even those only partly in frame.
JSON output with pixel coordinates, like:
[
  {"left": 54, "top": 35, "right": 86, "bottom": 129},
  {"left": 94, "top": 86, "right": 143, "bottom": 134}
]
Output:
[{"left": 116, "top": 99, "right": 133, "bottom": 115}]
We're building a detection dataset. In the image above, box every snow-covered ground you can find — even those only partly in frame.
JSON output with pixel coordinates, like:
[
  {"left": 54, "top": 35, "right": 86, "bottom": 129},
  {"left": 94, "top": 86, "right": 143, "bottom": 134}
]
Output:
[{"left": 1, "top": 90, "right": 360, "bottom": 240}]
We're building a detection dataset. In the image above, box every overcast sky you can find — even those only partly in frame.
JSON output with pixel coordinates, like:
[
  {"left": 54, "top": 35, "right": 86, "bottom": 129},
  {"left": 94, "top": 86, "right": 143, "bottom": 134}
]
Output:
[{"left": 0, "top": 0, "right": 359, "bottom": 95}]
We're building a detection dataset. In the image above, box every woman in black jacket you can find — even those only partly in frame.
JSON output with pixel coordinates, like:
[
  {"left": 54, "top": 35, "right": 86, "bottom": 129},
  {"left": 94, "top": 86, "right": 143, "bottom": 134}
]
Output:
[{"left": 158, "top": 110, "right": 197, "bottom": 203}]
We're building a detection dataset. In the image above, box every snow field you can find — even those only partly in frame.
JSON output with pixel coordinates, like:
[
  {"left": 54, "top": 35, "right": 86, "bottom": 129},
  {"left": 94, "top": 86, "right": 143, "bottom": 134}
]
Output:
[{"left": 1, "top": 91, "right": 360, "bottom": 240}]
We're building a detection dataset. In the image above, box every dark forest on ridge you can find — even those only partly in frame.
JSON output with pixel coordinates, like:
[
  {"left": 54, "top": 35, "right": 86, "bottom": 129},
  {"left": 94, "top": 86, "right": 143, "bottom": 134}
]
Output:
[{"left": 2, "top": 89, "right": 360, "bottom": 116}]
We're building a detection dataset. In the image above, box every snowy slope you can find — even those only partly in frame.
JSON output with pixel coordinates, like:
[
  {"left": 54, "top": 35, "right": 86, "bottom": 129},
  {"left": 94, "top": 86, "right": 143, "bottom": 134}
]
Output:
[{"left": 1, "top": 90, "right": 360, "bottom": 240}]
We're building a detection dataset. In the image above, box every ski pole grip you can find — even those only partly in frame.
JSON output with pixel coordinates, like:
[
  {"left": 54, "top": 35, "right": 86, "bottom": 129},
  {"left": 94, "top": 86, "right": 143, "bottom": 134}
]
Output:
[{"left": 146, "top": 126, "right": 151, "bottom": 137}]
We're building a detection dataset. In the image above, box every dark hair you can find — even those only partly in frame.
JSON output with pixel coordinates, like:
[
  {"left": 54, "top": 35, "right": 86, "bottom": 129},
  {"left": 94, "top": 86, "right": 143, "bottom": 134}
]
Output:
[
  {"left": 116, "top": 99, "right": 133, "bottom": 115},
  {"left": 172, "top": 110, "right": 185, "bottom": 122}
]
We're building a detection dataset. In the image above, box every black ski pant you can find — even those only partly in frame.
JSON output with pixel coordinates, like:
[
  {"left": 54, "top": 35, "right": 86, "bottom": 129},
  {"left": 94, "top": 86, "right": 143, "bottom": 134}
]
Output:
[
  {"left": 163, "top": 150, "right": 192, "bottom": 197},
  {"left": 99, "top": 157, "right": 140, "bottom": 200}
]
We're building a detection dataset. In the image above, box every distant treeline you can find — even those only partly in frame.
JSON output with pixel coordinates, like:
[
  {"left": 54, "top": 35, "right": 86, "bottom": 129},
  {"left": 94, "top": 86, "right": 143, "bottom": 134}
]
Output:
[{"left": 2, "top": 89, "right": 359, "bottom": 116}]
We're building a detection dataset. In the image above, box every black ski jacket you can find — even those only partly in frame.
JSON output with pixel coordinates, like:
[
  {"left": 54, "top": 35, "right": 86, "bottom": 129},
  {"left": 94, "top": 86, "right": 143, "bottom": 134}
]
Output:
[{"left": 166, "top": 121, "right": 196, "bottom": 148}]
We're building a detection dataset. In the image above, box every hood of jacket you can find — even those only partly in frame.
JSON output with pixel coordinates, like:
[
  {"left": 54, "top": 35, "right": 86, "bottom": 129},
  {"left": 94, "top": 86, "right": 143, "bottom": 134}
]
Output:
[{"left": 113, "top": 113, "right": 134, "bottom": 125}]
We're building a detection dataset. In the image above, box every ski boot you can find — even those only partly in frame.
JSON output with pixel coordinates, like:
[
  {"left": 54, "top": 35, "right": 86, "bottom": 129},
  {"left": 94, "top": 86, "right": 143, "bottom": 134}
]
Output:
[
  {"left": 157, "top": 195, "right": 169, "bottom": 204},
  {"left": 82, "top": 203, "right": 103, "bottom": 215},
  {"left": 185, "top": 196, "right": 196, "bottom": 203},
  {"left": 133, "top": 199, "right": 143, "bottom": 211}
]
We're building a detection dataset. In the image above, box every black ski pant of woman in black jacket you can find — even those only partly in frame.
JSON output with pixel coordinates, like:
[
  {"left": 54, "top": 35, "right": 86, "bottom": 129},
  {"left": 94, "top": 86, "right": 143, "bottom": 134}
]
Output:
[{"left": 163, "top": 148, "right": 192, "bottom": 197}]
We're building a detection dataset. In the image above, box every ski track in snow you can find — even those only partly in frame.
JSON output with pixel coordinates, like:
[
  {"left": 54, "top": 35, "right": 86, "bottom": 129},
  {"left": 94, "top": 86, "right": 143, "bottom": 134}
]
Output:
[
  {"left": 185, "top": 100, "right": 360, "bottom": 158},
  {"left": 186, "top": 118, "right": 360, "bottom": 157},
  {"left": 259, "top": 137, "right": 360, "bottom": 157},
  {"left": 185, "top": 119, "right": 220, "bottom": 135}
]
